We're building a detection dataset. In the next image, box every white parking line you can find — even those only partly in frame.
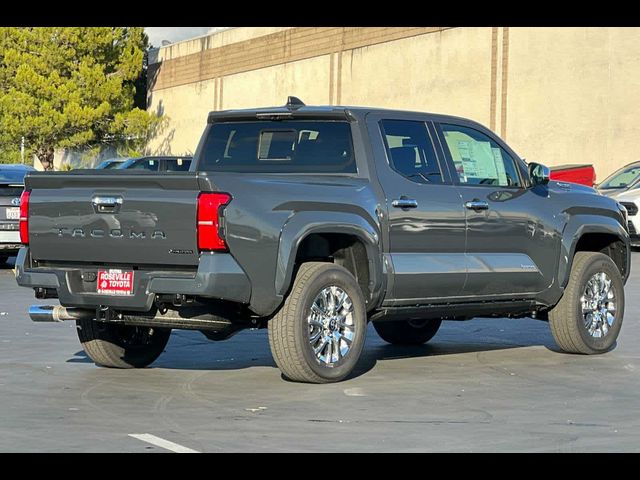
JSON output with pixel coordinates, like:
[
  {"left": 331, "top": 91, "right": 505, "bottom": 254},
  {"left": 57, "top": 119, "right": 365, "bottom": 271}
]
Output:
[{"left": 128, "top": 433, "right": 200, "bottom": 453}]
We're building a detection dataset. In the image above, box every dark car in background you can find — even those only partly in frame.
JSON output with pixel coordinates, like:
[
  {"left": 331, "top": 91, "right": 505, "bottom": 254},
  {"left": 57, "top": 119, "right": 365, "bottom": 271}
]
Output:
[
  {"left": 0, "top": 164, "right": 35, "bottom": 264},
  {"left": 95, "top": 158, "right": 128, "bottom": 170},
  {"left": 95, "top": 156, "right": 192, "bottom": 172},
  {"left": 117, "top": 156, "right": 192, "bottom": 172}
]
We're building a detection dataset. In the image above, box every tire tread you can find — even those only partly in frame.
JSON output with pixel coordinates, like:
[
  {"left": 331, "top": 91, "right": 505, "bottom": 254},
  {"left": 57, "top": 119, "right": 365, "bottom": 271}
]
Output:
[
  {"left": 268, "top": 262, "right": 328, "bottom": 383},
  {"left": 549, "top": 252, "right": 622, "bottom": 354}
]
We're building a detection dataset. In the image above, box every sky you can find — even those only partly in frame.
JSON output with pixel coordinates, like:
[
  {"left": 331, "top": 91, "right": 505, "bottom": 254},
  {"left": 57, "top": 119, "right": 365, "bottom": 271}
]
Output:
[{"left": 145, "top": 27, "right": 228, "bottom": 48}]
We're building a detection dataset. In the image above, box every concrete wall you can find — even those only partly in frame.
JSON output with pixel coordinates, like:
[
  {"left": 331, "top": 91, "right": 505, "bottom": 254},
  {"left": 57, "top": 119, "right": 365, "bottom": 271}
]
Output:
[
  {"left": 506, "top": 27, "right": 640, "bottom": 177},
  {"left": 148, "top": 26, "right": 640, "bottom": 180},
  {"left": 338, "top": 28, "right": 493, "bottom": 126}
]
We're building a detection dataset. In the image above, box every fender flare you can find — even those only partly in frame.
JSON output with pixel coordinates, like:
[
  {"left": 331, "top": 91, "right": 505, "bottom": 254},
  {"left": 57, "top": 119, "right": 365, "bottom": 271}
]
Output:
[
  {"left": 559, "top": 214, "right": 630, "bottom": 288},
  {"left": 275, "top": 211, "right": 384, "bottom": 306}
]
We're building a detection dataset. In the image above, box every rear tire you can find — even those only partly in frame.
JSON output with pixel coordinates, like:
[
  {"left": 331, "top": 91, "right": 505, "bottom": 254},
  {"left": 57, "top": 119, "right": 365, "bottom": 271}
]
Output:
[
  {"left": 549, "top": 252, "right": 624, "bottom": 354},
  {"left": 76, "top": 319, "right": 171, "bottom": 368},
  {"left": 373, "top": 319, "right": 442, "bottom": 345},
  {"left": 268, "top": 262, "right": 367, "bottom": 384},
  {"left": 0, "top": 255, "right": 7, "bottom": 265}
]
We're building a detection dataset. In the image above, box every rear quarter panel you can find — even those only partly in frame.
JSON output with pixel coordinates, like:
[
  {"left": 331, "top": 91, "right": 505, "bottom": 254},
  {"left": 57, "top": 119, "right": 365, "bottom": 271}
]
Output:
[{"left": 202, "top": 173, "right": 383, "bottom": 316}]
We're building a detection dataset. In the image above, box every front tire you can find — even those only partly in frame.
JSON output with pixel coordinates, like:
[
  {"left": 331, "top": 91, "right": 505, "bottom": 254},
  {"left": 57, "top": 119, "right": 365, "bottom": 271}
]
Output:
[
  {"left": 373, "top": 319, "right": 442, "bottom": 345},
  {"left": 268, "top": 262, "right": 367, "bottom": 383},
  {"left": 549, "top": 252, "right": 624, "bottom": 354},
  {"left": 76, "top": 319, "right": 171, "bottom": 368}
]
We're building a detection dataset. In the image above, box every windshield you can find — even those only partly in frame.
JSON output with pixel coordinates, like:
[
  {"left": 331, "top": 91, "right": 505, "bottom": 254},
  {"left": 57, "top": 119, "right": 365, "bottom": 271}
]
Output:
[
  {"left": 599, "top": 163, "right": 640, "bottom": 190},
  {"left": 0, "top": 165, "right": 34, "bottom": 184}
]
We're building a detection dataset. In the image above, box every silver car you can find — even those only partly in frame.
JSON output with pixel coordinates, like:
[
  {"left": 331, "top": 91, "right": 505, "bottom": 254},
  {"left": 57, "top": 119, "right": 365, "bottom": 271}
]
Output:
[{"left": 598, "top": 161, "right": 640, "bottom": 246}]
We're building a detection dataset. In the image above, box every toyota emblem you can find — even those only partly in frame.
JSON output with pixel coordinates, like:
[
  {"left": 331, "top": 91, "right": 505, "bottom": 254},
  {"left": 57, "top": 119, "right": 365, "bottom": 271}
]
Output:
[{"left": 11, "top": 198, "right": 20, "bottom": 206}]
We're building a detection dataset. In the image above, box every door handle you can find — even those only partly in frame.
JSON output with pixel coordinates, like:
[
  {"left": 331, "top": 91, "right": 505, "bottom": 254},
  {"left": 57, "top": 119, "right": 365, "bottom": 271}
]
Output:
[
  {"left": 392, "top": 197, "right": 418, "bottom": 209},
  {"left": 464, "top": 199, "right": 489, "bottom": 211},
  {"left": 92, "top": 195, "right": 123, "bottom": 213}
]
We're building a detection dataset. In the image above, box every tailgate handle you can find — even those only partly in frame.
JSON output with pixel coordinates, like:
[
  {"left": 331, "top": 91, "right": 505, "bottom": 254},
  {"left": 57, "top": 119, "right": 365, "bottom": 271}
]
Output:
[{"left": 92, "top": 196, "right": 123, "bottom": 213}]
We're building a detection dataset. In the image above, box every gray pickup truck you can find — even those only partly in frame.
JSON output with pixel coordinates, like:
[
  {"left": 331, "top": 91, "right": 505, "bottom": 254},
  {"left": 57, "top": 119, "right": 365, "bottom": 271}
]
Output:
[{"left": 15, "top": 98, "right": 630, "bottom": 383}]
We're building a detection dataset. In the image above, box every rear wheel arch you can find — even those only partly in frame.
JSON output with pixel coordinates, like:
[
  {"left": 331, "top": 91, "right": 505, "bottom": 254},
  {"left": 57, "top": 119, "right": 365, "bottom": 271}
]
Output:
[
  {"left": 288, "top": 231, "right": 381, "bottom": 310},
  {"left": 276, "top": 217, "right": 384, "bottom": 311}
]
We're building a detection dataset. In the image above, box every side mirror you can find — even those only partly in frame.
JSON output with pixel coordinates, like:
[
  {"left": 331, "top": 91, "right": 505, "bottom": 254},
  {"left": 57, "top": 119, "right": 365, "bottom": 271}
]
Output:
[{"left": 528, "top": 162, "right": 550, "bottom": 186}]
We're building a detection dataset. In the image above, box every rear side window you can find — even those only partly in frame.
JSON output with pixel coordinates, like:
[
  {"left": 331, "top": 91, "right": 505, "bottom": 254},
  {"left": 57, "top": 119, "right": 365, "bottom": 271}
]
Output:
[
  {"left": 380, "top": 120, "right": 443, "bottom": 184},
  {"left": 199, "top": 121, "right": 356, "bottom": 173}
]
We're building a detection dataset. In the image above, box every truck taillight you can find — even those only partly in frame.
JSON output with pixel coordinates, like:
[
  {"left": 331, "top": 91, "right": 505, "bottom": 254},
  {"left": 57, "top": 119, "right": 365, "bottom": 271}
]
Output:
[
  {"left": 19, "top": 190, "right": 30, "bottom": 245},
  {"left": 197, "top": 193, "right": 231, "bottom": 252}
]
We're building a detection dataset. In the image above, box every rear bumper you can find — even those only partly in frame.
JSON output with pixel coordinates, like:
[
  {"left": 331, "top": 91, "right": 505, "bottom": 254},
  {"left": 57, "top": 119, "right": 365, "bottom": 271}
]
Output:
[
  {"left": 14, "top": 248, "right": 251, "bottom": 311},
  {"left": 0, "top": 230, "right": 21, "bottom": 253}
]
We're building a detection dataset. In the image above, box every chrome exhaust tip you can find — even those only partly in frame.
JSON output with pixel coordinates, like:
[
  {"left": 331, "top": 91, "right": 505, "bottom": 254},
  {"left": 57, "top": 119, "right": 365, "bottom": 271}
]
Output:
[{"left": 29, "top": 305, "right": 94, "bottom": 322}]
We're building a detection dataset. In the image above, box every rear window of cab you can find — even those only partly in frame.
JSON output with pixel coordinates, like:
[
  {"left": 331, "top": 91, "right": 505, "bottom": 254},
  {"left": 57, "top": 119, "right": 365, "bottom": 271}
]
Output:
[{"left": 199, "top": 121, "right": 356, "bottom": 173}]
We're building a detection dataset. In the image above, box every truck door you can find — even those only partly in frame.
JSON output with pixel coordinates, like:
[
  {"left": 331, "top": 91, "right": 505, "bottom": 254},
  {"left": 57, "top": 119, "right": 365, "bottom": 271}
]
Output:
[
  {"left": 366, "top": 114, "right": 467, "bottom": 305},
  {"left": 433, "top": 121, "right": 559, "bottom": 297}
]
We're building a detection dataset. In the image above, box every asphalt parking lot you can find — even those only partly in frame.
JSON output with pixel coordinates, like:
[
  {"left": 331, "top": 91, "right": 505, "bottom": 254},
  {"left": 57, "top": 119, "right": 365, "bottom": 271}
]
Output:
[{"left": 1, "top": 255, "right": 639, "bottom": 452}]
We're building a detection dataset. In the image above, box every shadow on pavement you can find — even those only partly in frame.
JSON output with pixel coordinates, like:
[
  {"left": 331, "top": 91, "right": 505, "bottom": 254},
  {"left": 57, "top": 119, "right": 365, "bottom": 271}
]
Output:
[{"left": 76, "top": 320, "right": 558, "bottom": 380}]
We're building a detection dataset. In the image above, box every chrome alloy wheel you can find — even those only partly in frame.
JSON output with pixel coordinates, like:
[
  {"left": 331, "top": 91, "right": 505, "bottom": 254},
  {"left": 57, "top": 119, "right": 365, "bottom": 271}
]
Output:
[
  {"left": 307, "top": 286, "right": 355, "bottom": 366},
  {"left": 581, "top": 272, "right": 617, "bottom": 338}
]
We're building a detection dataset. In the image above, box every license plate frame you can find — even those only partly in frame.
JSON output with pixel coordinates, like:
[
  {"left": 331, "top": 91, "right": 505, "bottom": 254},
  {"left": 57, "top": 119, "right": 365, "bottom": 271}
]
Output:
[
  {"left": 97, "top": 269, "right": 134, "bottom": 296},
  {"left": 5, "top": 207, "right": 19, "bottom": 220}
]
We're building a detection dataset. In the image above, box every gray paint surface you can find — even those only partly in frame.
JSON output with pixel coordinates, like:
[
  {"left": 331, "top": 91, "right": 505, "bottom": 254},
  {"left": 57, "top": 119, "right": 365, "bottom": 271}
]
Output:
[
  {"left": 19, "top": 106, "right": 630, "bottom": 319},
  {"left": 2, "top": 255, "right": 640, "bottom": 452}
]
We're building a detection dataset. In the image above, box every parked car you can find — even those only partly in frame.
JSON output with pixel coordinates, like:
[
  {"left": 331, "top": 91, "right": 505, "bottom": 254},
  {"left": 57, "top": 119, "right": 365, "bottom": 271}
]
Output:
[
  {"left": 0, "top": 164, "right": 35, "bottom": 264},
  {"left": 117, "top": 156, "right": 192, "bottom": 172},
  {"left": 15, "top": 98, "right": 630, "bottom": 383},
  {"left": 95, "top": 158, "right": 129, "bottom": 169},
  {"left": 549, "top": 164, "right": 596, "bottom": 187},
  {"left": 594, "top": 162, "right": 640, "bottom": 247},
  {"left": 597, "top": 161, "right": 640, "bottom": 194}
]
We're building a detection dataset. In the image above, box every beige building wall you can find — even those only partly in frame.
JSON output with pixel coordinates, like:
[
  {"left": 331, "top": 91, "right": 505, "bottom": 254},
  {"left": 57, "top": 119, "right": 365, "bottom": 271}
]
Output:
[
  {"left": 338, "top": 28, "right": 493, "bottom": 125},
  {"left": 222, "top": 55, "right": 332, "bottom": 110},
  {"left": 506, "top": 27, "right": 640, "bottom": 178},
  {"left": 148, "top": 26, "right": 640, "bottom": 180}
]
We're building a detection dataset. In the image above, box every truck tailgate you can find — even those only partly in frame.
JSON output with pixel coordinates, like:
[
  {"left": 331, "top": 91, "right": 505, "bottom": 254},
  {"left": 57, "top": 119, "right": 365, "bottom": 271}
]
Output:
[{"left": 26, "top": 171, "right": 203, "bottom": 266}]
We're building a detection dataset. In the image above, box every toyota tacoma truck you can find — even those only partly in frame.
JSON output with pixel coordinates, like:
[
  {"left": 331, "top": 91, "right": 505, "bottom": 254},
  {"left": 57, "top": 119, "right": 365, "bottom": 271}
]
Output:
[{"left": 15, "top": 98, "right": 630, "bottom": 383}]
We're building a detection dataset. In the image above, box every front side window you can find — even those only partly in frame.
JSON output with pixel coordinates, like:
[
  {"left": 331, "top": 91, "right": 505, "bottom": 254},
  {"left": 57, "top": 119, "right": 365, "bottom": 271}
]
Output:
[
  {"left": 441, "top": 124, "right": 522, "bottom": 188},
  {"left": 380, "top": 120, "right": 443, "bottom": 184},
  {"left": 199, "top": 121, "right": 355, "bottom": 173}
]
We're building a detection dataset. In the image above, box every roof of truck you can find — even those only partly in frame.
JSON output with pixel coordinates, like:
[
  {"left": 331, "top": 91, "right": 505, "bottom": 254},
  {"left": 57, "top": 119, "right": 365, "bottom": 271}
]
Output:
[{"left": 207, "top": 99, "right": 478, "bottom": 126}]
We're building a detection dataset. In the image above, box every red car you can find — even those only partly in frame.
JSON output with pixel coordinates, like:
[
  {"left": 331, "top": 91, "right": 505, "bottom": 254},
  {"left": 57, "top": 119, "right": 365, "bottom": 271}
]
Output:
[{"left": 549, "top": 164, "right": 596, "bottom": 187}]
